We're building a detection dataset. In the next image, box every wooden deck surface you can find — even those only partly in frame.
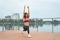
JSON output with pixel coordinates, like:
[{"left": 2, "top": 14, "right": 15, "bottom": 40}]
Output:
[{"left": 0, "top": 30, "right": 60, "bottom": 40}]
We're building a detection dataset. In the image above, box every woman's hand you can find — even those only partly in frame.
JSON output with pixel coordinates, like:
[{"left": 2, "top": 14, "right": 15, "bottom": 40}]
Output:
[
  {"left": 27, "top": 6, "right": 30, "bottom": 17},
  {"left": 23, "top": 5, "right": 26, "bottom": 13},
  {"left": 27, "top": 6, "right": 29, "bottom": 9},
  {"left": 24, "top": 5, "right": 26, "bottom": 9}
]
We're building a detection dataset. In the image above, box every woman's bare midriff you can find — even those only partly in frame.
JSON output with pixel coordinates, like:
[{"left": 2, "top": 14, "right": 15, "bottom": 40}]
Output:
[{"left": 24, "top": 22, "right": 29, "bottom": 26}]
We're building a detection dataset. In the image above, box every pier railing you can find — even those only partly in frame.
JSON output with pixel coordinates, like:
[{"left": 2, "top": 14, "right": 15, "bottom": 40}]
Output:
[{"left": 0, "top": 18, "right": 60, "bottom": 32}]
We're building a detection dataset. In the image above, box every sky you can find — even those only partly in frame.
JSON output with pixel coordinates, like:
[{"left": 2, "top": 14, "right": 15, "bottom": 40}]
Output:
[{"left": 0, "top": 0, "right": 60, "bottom": 19}]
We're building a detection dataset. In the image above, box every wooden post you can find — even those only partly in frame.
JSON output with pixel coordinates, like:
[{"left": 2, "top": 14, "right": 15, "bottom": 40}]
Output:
[
  {"left": 18, "top": 14, "right": 20, "bottom": 30},
  {"left": 36, "top": 18, "right": 38, "bottom": 32},
  {"left": 2, "top": 19, "right": 4, "bottom": 31},
  {"left": 52, "top": 18, "right": 53, "bottom": 33}
]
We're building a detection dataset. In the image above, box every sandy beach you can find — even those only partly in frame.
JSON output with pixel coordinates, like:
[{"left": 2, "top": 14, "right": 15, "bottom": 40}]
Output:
[{"left": 0, "top": 30, "right": 60, "bottom": 40}]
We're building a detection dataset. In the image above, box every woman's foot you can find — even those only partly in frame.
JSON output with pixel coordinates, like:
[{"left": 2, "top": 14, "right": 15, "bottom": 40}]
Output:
[
  {"left": 21, "top": 31, "right": 23, "bottom": 34},
  {"left": 28, "top": 34, "right": 32, "bottom": 38}
]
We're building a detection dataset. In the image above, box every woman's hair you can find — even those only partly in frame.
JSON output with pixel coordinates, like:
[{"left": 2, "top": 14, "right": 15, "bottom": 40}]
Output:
[{"left": 24, "top": 12, "right": 29, "bottom": 18}]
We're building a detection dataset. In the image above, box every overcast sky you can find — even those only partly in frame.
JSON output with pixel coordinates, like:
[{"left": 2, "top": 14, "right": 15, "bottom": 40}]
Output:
[{"left": 0, "top": 0, "right": 60, "bottom": 19}]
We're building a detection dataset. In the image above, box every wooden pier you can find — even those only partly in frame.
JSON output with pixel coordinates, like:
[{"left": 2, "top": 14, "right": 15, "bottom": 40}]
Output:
[{"left": 0, "top": 30, "right": 60, "bottom": 40}]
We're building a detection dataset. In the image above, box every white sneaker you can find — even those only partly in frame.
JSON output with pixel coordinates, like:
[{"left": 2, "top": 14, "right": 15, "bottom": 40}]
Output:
[{"left": 28, "top": 34, "right": 32, "bottom": 38}]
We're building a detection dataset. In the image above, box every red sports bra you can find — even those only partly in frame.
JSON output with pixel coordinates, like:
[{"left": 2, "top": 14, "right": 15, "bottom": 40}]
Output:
[{"left": 24, "top": 19, "right": 29, "bottom": 22}]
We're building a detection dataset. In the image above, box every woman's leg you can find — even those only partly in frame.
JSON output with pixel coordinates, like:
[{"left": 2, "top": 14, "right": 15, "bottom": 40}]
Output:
[
  {"left": 23, "top": 26, "right": 29, "bottom": 34},
  {"left": 21, "top": 26, "right": 27, "bottom": 34},
  {"left": 23, "top": 26, "right": 27, "bottom": 31},
  {"left": 27, "top": 26, "right": 29, "bottom": 34},
  {"left": 27, "top": 26, "right": 31, "bottom": 37}
]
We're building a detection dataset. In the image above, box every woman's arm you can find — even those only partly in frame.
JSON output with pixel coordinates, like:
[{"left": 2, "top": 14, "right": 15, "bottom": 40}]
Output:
[
  {"left": 27, "top": 6, "right": 30, "bottom": 18},
  {"left": 23, "top": 6, "right": 25, "bottom": 18},
  {"left": 22, "top": 6, "right": 25, "bottom": 21}
]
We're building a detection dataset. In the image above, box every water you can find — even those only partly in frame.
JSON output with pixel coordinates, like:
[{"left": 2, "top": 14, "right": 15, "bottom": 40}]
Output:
[
  {"left": 0, "top": 27, "right": 2, "bottom": 31},
  {"left": 0, "top": 24, "right": 60, "bottom": 32},
  {"left": 38, "top": 24, "right": 52, "bottom": 32}
]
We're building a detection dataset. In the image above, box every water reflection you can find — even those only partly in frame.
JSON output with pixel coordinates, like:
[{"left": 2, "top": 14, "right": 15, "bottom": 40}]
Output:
[{"left": 0, "top": 24, "right": 60, "bottom": 32}]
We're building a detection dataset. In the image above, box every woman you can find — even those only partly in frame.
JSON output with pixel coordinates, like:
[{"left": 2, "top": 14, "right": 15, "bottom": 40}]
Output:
[{"left": 22, "top": 6, "right": 31, "bottom": 38}]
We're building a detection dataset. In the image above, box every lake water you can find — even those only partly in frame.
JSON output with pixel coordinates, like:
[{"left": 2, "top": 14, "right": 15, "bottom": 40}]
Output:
[{"left": 0, "top": 24, "right": 60, "bottom": 32}]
